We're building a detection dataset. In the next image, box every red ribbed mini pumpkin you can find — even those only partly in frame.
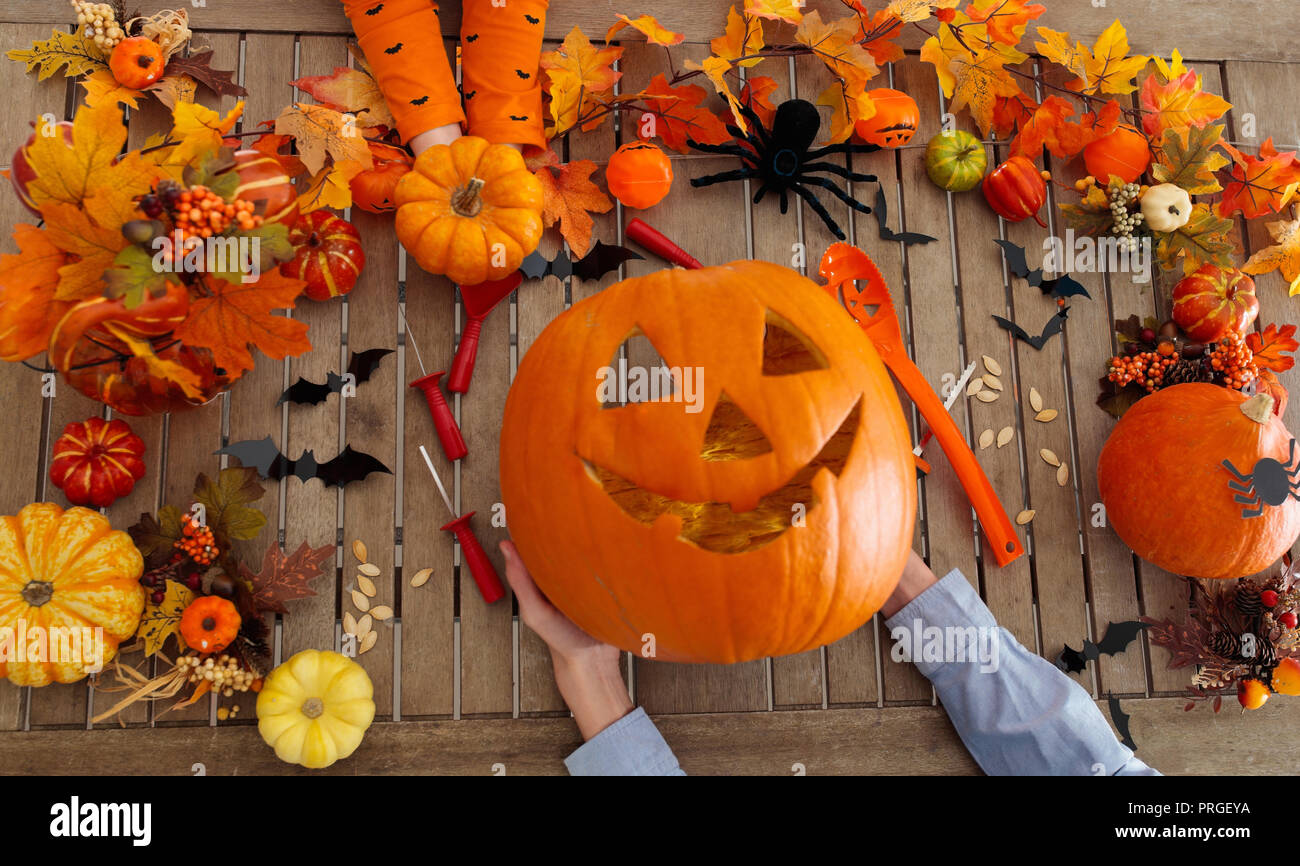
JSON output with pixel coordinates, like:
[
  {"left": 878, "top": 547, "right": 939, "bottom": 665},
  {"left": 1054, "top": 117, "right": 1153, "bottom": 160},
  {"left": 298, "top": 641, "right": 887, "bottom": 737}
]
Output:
[
  {"left": 49, "top": 417, "right": 147, "bottom": 508},
  {"left": 982, "top": 155, "right": 1047, "bottom": 226},
  {"left": 1172, "top": 264, "right": 1259, "bottom": 343},
  {"left": 281, "top": 210, "right": 366, "bottom": 301},
  {"left": 500, "top": 260, "right": 915, "bottom": 663},
  {"left": 1098, "top": 384, "right": 1300, "bottom": 579}
]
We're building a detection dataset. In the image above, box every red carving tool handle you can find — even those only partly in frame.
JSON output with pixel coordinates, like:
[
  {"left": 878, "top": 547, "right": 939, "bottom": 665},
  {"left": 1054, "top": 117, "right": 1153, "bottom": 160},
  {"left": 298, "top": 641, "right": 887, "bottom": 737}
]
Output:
[
  {"left": 889, "top": 355, "right": 1024, "bottom": 567},
  {"left": 441, "top": 512, "right": 505, "bottom": 604},
  {"left": 626, "top": 218, "right": 702, "bottom": 269},
  {"left": 447, "top": 315, "right": 483, "bottom": 394},
  {"left": 410, "top": 371, "right": 468, "bottom": 461}
]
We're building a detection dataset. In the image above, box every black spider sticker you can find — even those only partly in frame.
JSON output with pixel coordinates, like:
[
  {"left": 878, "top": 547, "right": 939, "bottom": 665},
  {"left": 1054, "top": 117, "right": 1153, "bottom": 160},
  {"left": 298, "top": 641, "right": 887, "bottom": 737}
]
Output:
[
  {"left": 1224, "top": 438, "right": 1300, "bottom": 518},
  {"left": 385, "top": 42, "right": 403, "bottom": 54}
]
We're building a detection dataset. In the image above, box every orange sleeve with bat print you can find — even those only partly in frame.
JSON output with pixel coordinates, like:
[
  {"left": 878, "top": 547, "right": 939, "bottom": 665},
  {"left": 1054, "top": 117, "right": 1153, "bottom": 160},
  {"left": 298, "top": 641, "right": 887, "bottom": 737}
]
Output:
[{"left": 340, "top": 0, "right": 549, "bottom": 150}]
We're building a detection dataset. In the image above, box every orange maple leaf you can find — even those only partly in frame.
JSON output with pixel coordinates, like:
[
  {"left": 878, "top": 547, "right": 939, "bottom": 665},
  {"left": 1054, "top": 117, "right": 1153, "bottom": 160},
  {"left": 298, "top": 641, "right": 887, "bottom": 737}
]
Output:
[
  {"left": 1138, "top": 69, "right": 1231, "bottom": 139},
  {"left": 1245, "top": 323, "right": 1298, "bottom": 374},
  {"left": 740, "top": 75, "right": 779, "bottom": 129},
  {"left": 1217, "top": 139, "right": 1300, "bottom": 219},
  {"left": 1255, "top": 369, "right": 1289, "bottom": 417},
  {"left": 991, "top": 89, "right": 1036, "bottom": 138},
  {"left": 605, "top": 14, "right": 685, "bottom": 46},
  {"left": 711, "top": 5, "right": 765, "bottom": 68},
  {"left": 795, "top": 11, "right": 878, "bottom": 89},
  {"left": 1243, "top": 217, "right": 1300, "bottom": 296},
  {"left": 534, "top": 156, "right": 612, "bottom": 256},
  {"left": 640, "top": 74, "right": 731, "bottom": 153},
  {"left": 40, "top": 199, "right": 128, "bottom": 302},
  {"left": 291, "top": 65, "right": 396, "bottom": 130},
  {"left": 175, "top": 269, "right": 311, "bottom": 380},
  {"left": 246, "top": 131, "right": 307, "bottom": 179},
  {"left": 857, "top": 9, "right": 906, "bottom": 66},
  {"left": 0, "top": 224, "right": 71, "bottom": 361},
  {"left": 1010, "top": 96, "right": 1120, "bottom": 159},
  {"left": 964, "top": 0, "right": 1044, "bottom": 45},
  {"left": 922, "top": 23, "right": 1022, "bottom": 135}
]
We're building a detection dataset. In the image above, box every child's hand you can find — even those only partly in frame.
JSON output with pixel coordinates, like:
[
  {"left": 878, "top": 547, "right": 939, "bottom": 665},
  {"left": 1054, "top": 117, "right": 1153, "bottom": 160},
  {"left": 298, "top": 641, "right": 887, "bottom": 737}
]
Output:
[
  {"left": 500, "top": 541, "right": 633, "bottom": 739},
  {"left": 880, "top": 550, "right": 941, "bottom": 619}
]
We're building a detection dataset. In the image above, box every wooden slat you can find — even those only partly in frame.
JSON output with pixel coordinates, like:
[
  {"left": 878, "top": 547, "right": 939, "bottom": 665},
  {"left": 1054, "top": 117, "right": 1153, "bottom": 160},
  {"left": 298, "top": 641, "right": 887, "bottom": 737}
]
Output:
[
  {"left": 616, "top": 41, "right": 765, "bottom": 715},
  {"left": 1, "top": 0, "right": 1294, "bottom": 61}
]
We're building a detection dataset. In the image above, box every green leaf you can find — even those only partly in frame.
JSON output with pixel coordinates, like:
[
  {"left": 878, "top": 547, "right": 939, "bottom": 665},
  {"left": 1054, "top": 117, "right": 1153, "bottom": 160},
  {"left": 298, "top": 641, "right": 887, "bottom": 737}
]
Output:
[
  {"left": 104, "top": 244, "right": 184, "bottom": 308},
  {"left": 194, "top": 466, "right": 267, "bottom": 543},
  {"left": 182, "top": 146, "right": 239, "bottom": 200},
  {"left": 1155, "top": 202, "right": 1235, "bottom": 274},
  {"left": 208, "top": 222, "right": 294, "bottom": 284},
  {"left": 1152, "top": 123, "right": 1228, "bottom": 195},
  {"left": 7, "top": 29, "right": 108, "bottom": 80},
  {"left": 128, "top": 505, "right": 184, "bottom": 569},
  {"left": 1058, "top": 181, "right": 1114, "bottom": 236},
  {"left": 137, "top": 580, "right": 195, "bottom": 657}
]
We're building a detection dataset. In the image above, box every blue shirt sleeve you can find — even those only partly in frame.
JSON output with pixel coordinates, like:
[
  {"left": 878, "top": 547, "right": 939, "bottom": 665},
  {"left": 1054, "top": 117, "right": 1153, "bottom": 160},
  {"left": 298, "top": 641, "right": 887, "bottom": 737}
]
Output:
[
  {"left": 564, "top": 707, "right": 687, "bottom": 776},
  {"left": 884, "top": 569, "right": 1159, "bottom": 776}
]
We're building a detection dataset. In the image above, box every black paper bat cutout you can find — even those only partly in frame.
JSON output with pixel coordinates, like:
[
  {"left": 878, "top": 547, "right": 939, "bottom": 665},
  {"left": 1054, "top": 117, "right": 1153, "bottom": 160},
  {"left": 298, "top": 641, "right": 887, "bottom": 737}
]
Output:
[
  {"left": 1056, "top": 620, "right": 1149, "bottom": 674},
  {"left": 993, "top": 307, "right": 1070, "bottom": 350},
  {"left": 874, "top": 185, "right": 936, "bottom": 246},
  {"left": 1107, "top": 693, "right": 1138, "bottom": 752},
  {"left": 277, "top": 348, "right": 393, "bottom": 406},
  {"left": 520, "top": 241, "right": 643, "bottom": 282},
  {"left": 217, "top": 437, "right": 392, "bottom": 488},
  {"left": 993, "top": 239, "right": 1092, "bottom": 301}
]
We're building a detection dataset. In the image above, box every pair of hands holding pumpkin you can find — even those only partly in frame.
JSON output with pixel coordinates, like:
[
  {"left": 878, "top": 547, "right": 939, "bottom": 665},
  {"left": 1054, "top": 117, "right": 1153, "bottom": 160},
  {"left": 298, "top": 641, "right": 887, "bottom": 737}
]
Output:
[{"left": 498, "top": 540, "right": 938, "bottom": 741}]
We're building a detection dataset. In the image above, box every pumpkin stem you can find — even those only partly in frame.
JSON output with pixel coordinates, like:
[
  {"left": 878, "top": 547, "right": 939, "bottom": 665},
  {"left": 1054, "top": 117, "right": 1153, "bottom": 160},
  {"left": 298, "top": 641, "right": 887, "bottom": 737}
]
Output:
[
  {"left": 451, "top": 177, "right": 486, "bottom": 217},
  {"left": 21, "top": 580, "right": 53, "bottom": 607},
  {"left": 301, "top": 697, "right": 324, "bottom": 719},
  {"left": 1241, "top": 393, "right": 1275, "bottom": 424}
]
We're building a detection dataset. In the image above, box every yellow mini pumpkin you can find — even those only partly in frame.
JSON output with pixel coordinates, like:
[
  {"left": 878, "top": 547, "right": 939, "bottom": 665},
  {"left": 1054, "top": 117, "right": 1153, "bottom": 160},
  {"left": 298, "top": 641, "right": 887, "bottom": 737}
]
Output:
[
  {"left": 257, "top": 649, "right": 376, "bottom": 769},
  {"left": 394, "top": 136, "right": 544, "bottom": 286},
  {"left": 0, "top": 503, "right": 144, "bottom": 686}
]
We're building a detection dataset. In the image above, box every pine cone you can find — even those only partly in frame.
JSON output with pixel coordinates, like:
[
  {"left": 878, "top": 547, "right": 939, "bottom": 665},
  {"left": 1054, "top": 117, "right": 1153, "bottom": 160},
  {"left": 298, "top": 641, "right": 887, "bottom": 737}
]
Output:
[
  {"left": 1236, "top": 584, "right": 1264, "bottom": 617},
  {"left": 1164, "top": 359, "right": 1212, "bottom": 386},
  {"left": 1257, "top": 633, "right": 1278, "bottom": 669},
  {"left": 1209, "top": 630, "right": 1242, "bottom": 659}
]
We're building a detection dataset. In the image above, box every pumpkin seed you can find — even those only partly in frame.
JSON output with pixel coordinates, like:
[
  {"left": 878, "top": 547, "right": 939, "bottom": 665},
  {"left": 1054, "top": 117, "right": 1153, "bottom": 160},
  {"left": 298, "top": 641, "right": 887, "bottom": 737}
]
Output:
[
  {"left": 982, "top": 354, "right": 1003, "bottom": 376},
  {"left": 966, "top": 378, "right": 984, "bottom": 397},
  {"left": 352, "top": 539, "right": 368, "bottom": 563},
  {"left": 370, "top": 605, "right": 393, "bottom": 621},
  {"left": 1029, "top": 387, "right": 1043, "bottom": 412},
  {"left": 359, "top": 631, "right": 378, "bottom": 655},
  {"left": 351, "top": 589, "right": 370, "bottom": 612},
  {"left": 343, "top": 611, "right": 358, "bottom": 635},
  {"left": 996, "top": 426, "right": 1014, "bottom": 448},
  {"left": 978, "top": 429, "right": 994, "bottom": 449},
  {"left": 1015, "top": 509, "right": 1036, "bottom": 525},
  {"left": 357, "top": 574, "right": 377, "bottom": 597},
  {"left": 1039, "top": 448, "right": 1060, "bottom": 467},
  {"left": 1057, "top": 463, "right": 1070, "bottom": 487},
  {"left": 410, "top": 567, "right": 433, "bottom": 588},
  {"left": 975, "top": 389, "right": 999, "bottom": 403},
  {"left": 358, "top": 562, "right": 381, "bottom": 577},
  {"left": 355, "top": 614, "right": 373, "bottom": 638},
  {"left": 982, "top": 374, "right": 1003, "bottom": 391},
  {"left": 1035, "top": 409, "right": 1058, "bottom": 423}
]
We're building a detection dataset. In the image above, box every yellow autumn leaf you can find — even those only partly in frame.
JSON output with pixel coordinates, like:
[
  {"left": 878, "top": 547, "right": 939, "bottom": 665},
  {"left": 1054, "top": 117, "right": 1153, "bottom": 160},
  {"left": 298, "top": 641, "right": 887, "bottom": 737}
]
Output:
[
  {"left": 795, "top": 11, "right": 878, "bottom": 88},
  {"left": 1038, "top": 20, "right": 1147, "bottom": 95},
  {"left": 80, "top": 67, "right": 143, "bottom": 109},
  {"left": 1033, "top": 28, "right": 1089, "bottom": 86},
  {"left": 686, "top": 56, "right": 747, "bottom": 133},
  {"left": 137, "top": 581, "right": 195, "bottom": 657},
  {"left": 816, "top": 79, "right": 875, "bottom": 144},
  {"left": 922, "top": 25, "right": 1021, "bottom": 136},
  {"left": 886, "top": 0, "right": 961, "bottom": 23},
  {"left": 166, "top": 100, "right": 245, "bottom": 171},
  {"left": 40, "top": 199, "right": 125, "bottom": 301},
  {"left": 103, "top": 322, "right": 204, "bottom": 399},
  {"left": 1243, "top": 217, "right": 1300, "bottom": 296},
  {"left": 605, "top": 14, "right": 684, "bottom": 45},
  {"left": 26, "top": 103, "right": 158, "bottom": 209},
  {"left": 1153, "top": 48, "right": 1188, "bottom": 83},
  {"left": 6, "top": 28, "right": 108, "bottom": 80},
  {"left": 744, "top": 0, "right": 804, "bottom": 25},
  {"left": 297, "top": 159, "right": 367, "bottom": 212},
  {"left": 711, "top": 5, "right": 765, "bottom": 69},
  {"left": 274, "top": 103, "right": 373, "bottom": 176},
  {"left": 541, "top": 27, "right": 622, "bottom": 136}
]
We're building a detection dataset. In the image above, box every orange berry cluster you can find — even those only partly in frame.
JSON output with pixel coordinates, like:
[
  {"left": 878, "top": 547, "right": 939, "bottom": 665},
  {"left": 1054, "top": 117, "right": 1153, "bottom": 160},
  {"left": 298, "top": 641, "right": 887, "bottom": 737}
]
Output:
[
  {"left": 175, "top": 513, "right": 218, "bottom": 565},
  {"left": 1209, "top": 331, "right": 1258, "bottom": 390},
  {"left": 1106, "top": 342, "right": 1179, "bottom": 392},
  {"left": 172, "top": 185, "right": 264, "bottom": 243}
]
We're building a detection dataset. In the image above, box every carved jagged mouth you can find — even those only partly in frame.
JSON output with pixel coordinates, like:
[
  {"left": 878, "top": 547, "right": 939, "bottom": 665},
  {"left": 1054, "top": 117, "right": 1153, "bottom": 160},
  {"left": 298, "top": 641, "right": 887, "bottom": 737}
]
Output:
[{"left": 583, "top": 398, "right": 861, "bottom": 554}]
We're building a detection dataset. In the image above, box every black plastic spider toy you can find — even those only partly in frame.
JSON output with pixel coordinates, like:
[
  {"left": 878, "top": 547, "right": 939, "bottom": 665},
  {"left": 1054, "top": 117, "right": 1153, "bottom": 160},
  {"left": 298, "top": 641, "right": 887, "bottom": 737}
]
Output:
[
  {"left": 687, "top": 98, "right": 879, "bottom": 240},
  {"left": 1223, "top": 438, "right": 1300, "bottom": 518}
]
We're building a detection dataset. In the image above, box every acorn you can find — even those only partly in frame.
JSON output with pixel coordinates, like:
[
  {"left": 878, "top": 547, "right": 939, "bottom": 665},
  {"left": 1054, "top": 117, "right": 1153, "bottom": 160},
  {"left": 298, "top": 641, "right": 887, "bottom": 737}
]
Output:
[{"left": 208, "top": 572, "right": 238, "bottom": 600}]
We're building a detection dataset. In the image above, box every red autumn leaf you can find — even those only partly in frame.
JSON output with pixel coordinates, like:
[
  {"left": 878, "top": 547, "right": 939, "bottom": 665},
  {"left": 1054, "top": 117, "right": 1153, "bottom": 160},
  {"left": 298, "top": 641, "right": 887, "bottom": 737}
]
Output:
[
  {"left": 991, "top": 89, "right": 1036, "bottom": 139},
  {"left": 740, "top": 75, "right": 779, "bottom": 129},
  {"left": 239, "top": 540, "right": 336, "bottom": 615},
  {"left": 640, "top": 74, "right": 731, "bottom": 153},
  {"left": 1010, "top": 96, "right": 1120, "bottom": 160},
  {"left": 174, "top": 269, "right": 311, "bottom": 380},
  {"left": 964, "top": 0, "right": 1045, "bottom": 45},
  {"left": 1138, "top": 69, "right": 1230, "bottom": 139},
  {"left": 1245, "top": 322, "right": 1298, "bottom": 373},
  {"left": 534, "top": 157, "right": 612, "bottom": 256},
  {"left": 1217, "top": 139, "right": 1300, "bottom": 220},
  {"left": 857, "top": 8, "right": 906, "bottom": 66},
  {"left": 246, "top": 132, "right": 306, "bottom": 179}
]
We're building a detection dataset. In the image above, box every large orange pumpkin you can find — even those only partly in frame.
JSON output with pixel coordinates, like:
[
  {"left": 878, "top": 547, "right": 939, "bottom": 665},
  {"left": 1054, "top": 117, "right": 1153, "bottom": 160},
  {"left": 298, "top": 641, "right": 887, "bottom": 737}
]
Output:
[
  {"left": 1098, "top": 385, "right": 1300, "bottom": 579},
  {"left": 0, "top": 503, "right": 145, "bottom": 686},
  {"left": 499, "top": 260, "right": 916, "bottom": 663},
  {"left": 393, "top": 136, "right": 544, "bottom": 286}
]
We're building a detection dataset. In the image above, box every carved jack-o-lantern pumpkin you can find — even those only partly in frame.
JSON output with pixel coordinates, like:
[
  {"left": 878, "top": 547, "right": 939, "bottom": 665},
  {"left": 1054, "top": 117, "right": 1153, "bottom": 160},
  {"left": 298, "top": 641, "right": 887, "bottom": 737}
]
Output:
[{"left": 499, "top": 260, "right": 916, "bottom": 664}]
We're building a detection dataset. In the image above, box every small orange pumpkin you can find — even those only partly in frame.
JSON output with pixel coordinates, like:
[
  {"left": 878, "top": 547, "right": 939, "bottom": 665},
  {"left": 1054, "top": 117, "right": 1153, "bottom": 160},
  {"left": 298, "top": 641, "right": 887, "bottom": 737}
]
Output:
[
  {"left": 1098, "top": 385, "right": 1300, "bottom": 580},
  {"left": 605, "top": 141, "right": 673, "bottom": 209},
  {"left": 350, "top": 141, "right": 412, "bottom": 213},
  {"left": 854, "top": 89, "right": 919, "bottom": 148},
  {"left": 179, "top": 595, "right": 242, "bottom": 654},
  {"left": 1083, "top": 124, "right": 1150, "bottom": 185},
  {"left": 982, "top": 156, "right": 1048, "bottom": 227},
  {"left": 394, "top": 136, "right": 543, "bottom": 286},
  {"left": 109, "top": 37, "right": 166, "bottom": 90}
]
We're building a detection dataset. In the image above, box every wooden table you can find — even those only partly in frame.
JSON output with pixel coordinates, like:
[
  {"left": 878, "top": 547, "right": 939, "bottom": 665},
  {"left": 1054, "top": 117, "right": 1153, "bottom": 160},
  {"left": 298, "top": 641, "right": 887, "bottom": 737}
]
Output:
[{"left": 2, "top": 0, "right": 1298, "bottom": 775}]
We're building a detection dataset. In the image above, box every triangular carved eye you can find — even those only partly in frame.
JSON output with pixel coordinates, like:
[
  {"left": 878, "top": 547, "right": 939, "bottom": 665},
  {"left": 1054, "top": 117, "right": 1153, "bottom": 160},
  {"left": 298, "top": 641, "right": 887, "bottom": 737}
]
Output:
[
  {"left": 700, "top": 392, "right": 772, "bottom": 461},
  {"left": 599, "top": 327, "right": 676, "bottom": 408},
  {"left": 762, "top": 312, "right": 828, "bottom": 375}
]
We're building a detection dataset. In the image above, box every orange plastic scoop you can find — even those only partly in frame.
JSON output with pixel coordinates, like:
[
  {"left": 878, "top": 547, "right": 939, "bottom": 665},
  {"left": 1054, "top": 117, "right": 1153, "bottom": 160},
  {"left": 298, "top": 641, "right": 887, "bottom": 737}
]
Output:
[{"left": 820, "top": 243, "right": 1024, "bottom": 568}]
